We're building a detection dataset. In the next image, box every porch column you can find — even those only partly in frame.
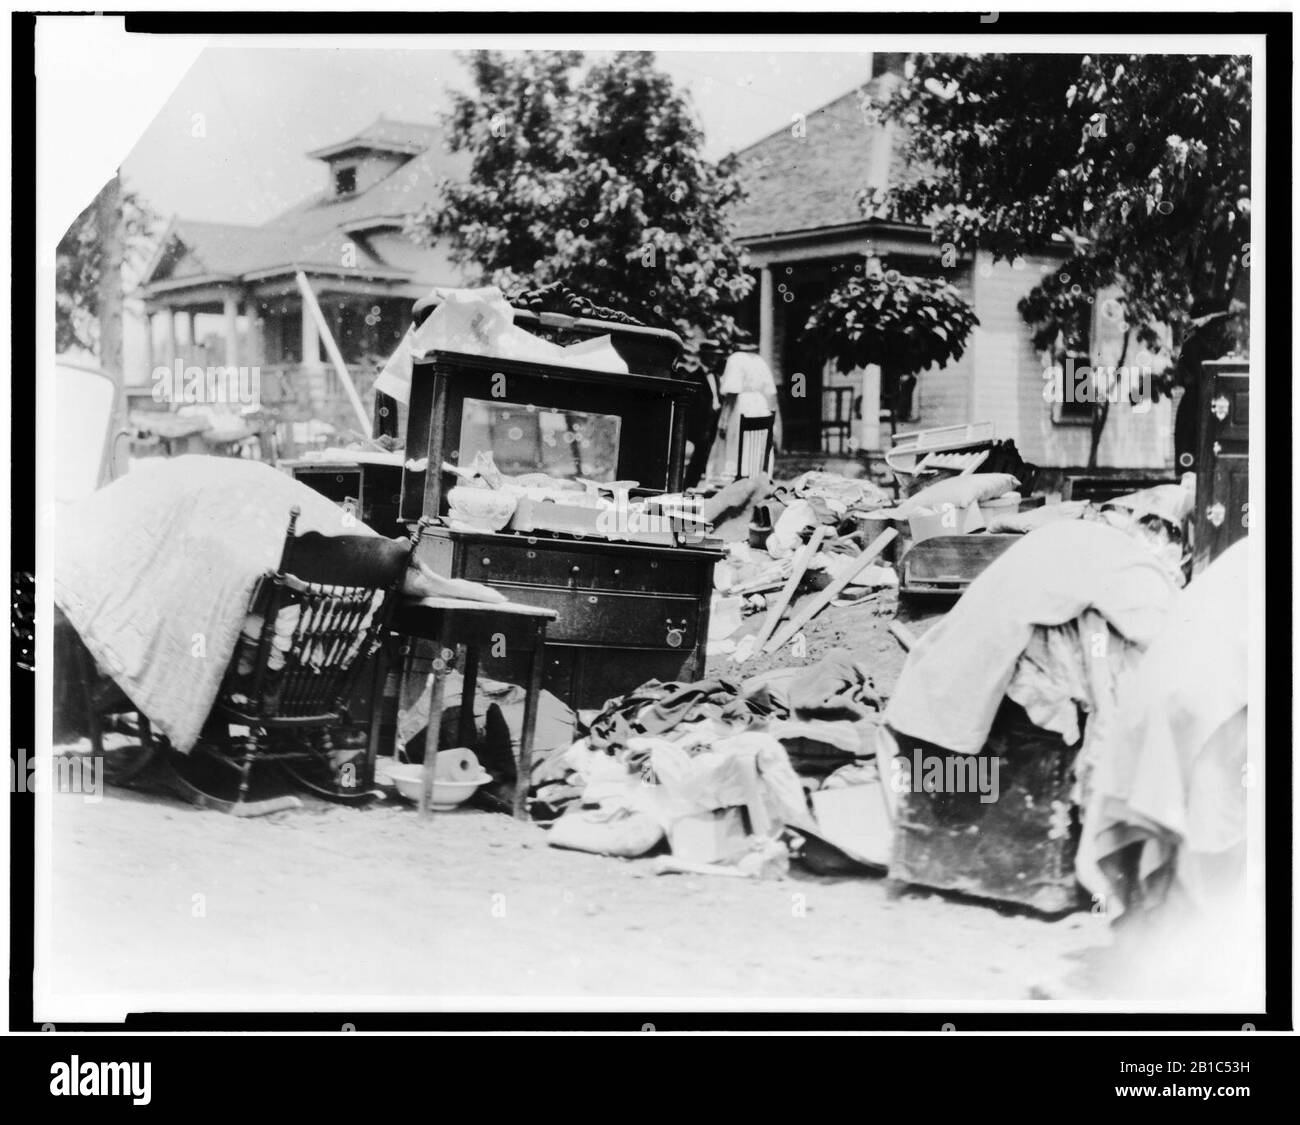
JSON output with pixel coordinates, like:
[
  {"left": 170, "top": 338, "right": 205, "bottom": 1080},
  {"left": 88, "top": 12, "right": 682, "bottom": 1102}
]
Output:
[
  {"left": 758, "top": 266, "right": 776, "bottom": 377},
  {"left": 300, "top": 300, "right": 322, "bottom": 370},
  {"left": 245, "top": 301, "right": 265, "bottom": 366},
  {"left": 300, "top": 299, "right": 326, "bottom": 415},
  {"left": 223, "top": 292, "right": 240, "bottom": 367},
  {"left": 860, "top": 365, "right": 883, "bottom": 452},
  {"left": 163, "top": 307, "right": 178, "bottom": 365},
  {"left": 144, "top": 310, "right": 156, "bottom": 373},
  {"left": 176, "top": 309, "right": 191, "bottom": 366}
]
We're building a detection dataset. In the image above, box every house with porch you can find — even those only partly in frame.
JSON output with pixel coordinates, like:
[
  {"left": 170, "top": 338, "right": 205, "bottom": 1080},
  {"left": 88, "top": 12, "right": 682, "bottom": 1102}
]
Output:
[
  {"left": 727, "top": 59, "right": 1175, "bottom": 472},
  {"left": 135, "top": 117, "right": 466, "bottom": 448}
]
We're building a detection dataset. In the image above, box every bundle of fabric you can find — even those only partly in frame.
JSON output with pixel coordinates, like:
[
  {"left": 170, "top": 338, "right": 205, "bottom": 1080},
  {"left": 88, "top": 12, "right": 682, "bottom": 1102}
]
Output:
[
  {"left": 547, "top": 729, "right": 813, "bottom": 868},
  {"left": 1075, "top": 540, "right": 1249, "bottom": 922},
  {"left": 885, "top": 519, "right": 1179, "bottom": 756},
  {"left": 788, "top": 470, "right": 892, "bottom": 514},
  {"left": 585, "top": 677, "right": 774, "bottom": 755},
  {"left": 54, "top": 455, "right": 500, "bottom": 753},
  {"left": 54, "top": 457, "right": 376, "bottom": 753}
]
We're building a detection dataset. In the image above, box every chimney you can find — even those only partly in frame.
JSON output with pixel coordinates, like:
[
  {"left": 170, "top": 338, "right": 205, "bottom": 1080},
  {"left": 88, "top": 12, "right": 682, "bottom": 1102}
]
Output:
[{"left": 871, "top": 52, "right": 908, "bottom": 79}]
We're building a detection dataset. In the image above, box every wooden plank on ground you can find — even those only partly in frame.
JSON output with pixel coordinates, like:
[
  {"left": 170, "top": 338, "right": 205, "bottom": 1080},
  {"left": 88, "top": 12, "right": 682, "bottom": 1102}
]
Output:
[{"left": 764, "top": 529, "right": 898, "bottom": 654}]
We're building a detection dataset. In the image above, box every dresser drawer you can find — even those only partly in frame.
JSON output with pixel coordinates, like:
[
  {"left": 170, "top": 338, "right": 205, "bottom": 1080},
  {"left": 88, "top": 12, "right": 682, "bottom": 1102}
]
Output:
[
  {"left": 490, "top": 585, "right": 698, "bottom": 650},
  {"left": 459, "top": 539, "right": 706, "bottom": 596},
  {"left": 589, "top": 552, "right": 702, "bottom": 594},
  {"left": 461, "top": 543, "right": 596, "bottom": 589}
]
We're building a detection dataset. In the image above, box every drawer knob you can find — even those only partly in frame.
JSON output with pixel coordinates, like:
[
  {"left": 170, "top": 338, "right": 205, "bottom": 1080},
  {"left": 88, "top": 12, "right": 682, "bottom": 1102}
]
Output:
[{"left": 481, "top": 557, "right": 491, "bottom": 566}]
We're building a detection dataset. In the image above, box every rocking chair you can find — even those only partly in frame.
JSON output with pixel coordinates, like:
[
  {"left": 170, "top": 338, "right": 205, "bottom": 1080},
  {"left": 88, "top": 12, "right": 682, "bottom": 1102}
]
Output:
[{"left": 161, "top": 508, "right": 427, "bottom": 814}]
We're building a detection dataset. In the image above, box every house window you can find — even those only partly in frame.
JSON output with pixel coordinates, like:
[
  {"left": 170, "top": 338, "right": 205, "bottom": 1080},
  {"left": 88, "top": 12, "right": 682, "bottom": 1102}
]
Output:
[
  {"left": 334, "top": 165, "right": 357, "bottom": 196},
  {"left": 1050, "top": 350, "right": 1095, "bottom": 425}
]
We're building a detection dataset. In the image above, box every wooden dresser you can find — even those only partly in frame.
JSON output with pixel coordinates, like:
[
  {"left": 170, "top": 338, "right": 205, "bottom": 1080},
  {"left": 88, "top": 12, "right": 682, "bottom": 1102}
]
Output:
[
  {"left": 417, "top": 528, "right": 718, "bottom": 709},
  {"left": 399, "top": 327, "right": 722, "bottom": 711}
]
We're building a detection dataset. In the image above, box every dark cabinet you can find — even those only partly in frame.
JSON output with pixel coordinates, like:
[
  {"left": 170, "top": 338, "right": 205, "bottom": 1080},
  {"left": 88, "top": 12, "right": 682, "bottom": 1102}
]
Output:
[
  {"left": 417, "top": 527, "right": 718, "bottom": 711},
  {"left": 285, "top": 460, "right": 404, "bottom": 540},
  {"left": 1193, "top": 358, "right": 1249, "bottom": 572},
  {"left": 398, "top": 338, "right": 722, "bottom": 710},
  {"left": 399, "top": 350, "right": 695, "bottom": 524}
]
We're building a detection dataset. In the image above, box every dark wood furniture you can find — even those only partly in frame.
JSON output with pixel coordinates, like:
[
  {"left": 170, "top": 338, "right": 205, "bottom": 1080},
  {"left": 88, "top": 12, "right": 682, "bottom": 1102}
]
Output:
[
  {"left": 889, "top": 700, "right": 1083, "bottom": 915},
  {"left": 1192, "top": 357, "right": 1249, "bottom": 572},
  {"left": 398, "top": 346, "right": 722, "bottom": 711},
  {"left": 382, "top": 596, "right": 557, "bottom": 819},
  {"left": 736, "top": 413, "right": 775, "bottom": 479},
  {"left": 285, "top": 458, "right": 405, "bottom": 540},
  {"left": 416, "top": 528, "right": 718, "bottom": 710},
  {"left": 172, "top": 508, "right": 422, "bottom": 813},
  {"left": 400, "top": 350, "right": 696, "bottom": 522},
  {"left": 898, "top": 533, "right": 1022, "bottom": 598}
]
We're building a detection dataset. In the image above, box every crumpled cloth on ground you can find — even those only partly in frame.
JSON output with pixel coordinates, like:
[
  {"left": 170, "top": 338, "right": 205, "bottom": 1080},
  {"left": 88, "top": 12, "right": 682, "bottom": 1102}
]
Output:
[
  {"left": 788, "top": 470, "right": 891, "bottom": 513},
  {"left": 54, "top": 456, "right": 374, "bottom": 753},
  {"left": 1074, "top": 540, "right": 1249, "bottom": 922},
  {"left": 884, "top": 519, "right": 1178, "bottom": 756},
  {"left": 785, "top": 648, "right": 882, "bottom": 721},
  {"left": 549, "top": 731, "right": 811, "bottom": 863},
  {"left": 564, "top": 731, "right": 812, "bottom": 833},
  {"left": 645, "top": 731, "right": 813, "bottom": 834},
  {"left": 586, "top": 677, "right": 768, "bottom": 755}
]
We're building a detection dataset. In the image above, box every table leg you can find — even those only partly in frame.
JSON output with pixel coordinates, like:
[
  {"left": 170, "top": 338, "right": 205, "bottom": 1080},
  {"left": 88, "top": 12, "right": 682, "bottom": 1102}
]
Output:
[
  {"left": 457, "top": 643, "right": 478, "bottom": 748},
  {"left": 419, "top": 640, "right": 451, "bottom": 815},
  {"left": 514, "top": 625, "right": 545, "bottom": 822},
  {"left": 363, "top": 642, "right": 391, "bottom": 789}
]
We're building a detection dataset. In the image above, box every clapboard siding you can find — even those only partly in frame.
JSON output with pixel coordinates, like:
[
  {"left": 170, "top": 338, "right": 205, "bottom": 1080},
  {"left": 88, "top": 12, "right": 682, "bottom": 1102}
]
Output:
[{"left": 968, "top": 251, "right": 1173, "bottom": 469}]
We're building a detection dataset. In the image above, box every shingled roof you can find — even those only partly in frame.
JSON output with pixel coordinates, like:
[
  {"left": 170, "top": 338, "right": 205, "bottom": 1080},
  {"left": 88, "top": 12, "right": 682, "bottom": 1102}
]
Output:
[
  {"left": 142, "top": 118, "right": 468, "bottom": 291},
  {"left": 728, "top": 77, "right": 910, "bottom": 243}
]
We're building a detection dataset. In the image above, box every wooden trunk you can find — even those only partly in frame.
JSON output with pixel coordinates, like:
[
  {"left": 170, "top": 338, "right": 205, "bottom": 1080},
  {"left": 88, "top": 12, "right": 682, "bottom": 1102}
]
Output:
[{"left": 888, "top": 700, "right": 1084, "bottom": 915}]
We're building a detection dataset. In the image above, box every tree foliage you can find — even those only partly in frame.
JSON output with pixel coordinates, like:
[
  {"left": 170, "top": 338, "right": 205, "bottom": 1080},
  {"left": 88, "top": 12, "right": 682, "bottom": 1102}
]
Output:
[
  {"left": 875, "top": 53, "right": 1250, "bottom": 343},
  {"left": 803, "top": 268, "right": 979, "bottom": 377},
  {"left": 868, "top": 52, "right": 1251, "bottom": 464},
  {"left": 408, "top": 50, "right": 754, "bottom": 370},
  {"left": 56, "top": 180, "right": 155, "bottom": 354}
]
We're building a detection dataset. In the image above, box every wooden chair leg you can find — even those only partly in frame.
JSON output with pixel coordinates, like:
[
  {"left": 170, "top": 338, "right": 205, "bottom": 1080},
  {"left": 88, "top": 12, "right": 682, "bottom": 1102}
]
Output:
[
  {"left": 514, "top": 626, "right": 545, "bottom": 822},
  {"left": 457, "top": 643, "right": 478, "bottom": 748},
  {"left": 363, "top": 648, "right": 389, "bottom": 789},
  {"left": 418, "top": 639, "right": 450, "bottom": 814},
  {"left": 237, "top": 733, "right": 258, "bottom": 804}
]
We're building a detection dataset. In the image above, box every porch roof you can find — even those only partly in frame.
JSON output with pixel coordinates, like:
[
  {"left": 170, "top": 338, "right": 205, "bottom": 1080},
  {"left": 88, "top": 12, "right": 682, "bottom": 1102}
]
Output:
[{"left": 138, "top": 117, "right": 468, "bottom": 305}]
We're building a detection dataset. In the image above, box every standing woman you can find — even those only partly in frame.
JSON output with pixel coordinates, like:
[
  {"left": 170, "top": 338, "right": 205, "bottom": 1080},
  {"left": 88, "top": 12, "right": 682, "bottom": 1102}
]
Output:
[{"left": 705, "top": 341, "right": 782, "bottom": 480}]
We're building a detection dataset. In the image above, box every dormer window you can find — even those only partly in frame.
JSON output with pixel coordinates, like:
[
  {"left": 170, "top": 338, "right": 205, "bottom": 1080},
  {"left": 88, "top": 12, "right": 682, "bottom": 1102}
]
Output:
[{"left": 334, "top": 165, "right": 357, "bottom": 197}]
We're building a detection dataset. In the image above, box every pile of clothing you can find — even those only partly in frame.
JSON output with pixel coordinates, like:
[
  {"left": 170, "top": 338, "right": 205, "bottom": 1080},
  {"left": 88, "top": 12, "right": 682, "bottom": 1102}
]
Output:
[{"left": 538, "top": 650, "right": 890, "bottom": 876}]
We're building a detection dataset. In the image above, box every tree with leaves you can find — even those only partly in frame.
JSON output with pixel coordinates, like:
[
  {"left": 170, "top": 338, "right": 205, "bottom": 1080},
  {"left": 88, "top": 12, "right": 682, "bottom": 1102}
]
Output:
[
  {"left": 870, "top": 53, "right": 1251, "bottom": 466},
  {"left": 56, "top": 179, "right": 155, "bottom": 357},
  {"left": 803, "top": 267, "right": 979, "bottom": 427},
  {"left": 408, "top": 50, "right": 754, "bottom": 372}
]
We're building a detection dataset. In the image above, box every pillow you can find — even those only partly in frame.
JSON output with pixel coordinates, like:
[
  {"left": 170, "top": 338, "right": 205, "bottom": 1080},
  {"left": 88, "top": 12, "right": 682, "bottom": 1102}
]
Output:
[{"left": 901, "top": 473, "right": 1020, "bottom": 514}]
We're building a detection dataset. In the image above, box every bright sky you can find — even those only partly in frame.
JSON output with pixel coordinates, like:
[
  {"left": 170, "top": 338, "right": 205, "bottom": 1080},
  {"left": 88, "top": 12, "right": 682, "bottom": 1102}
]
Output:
[{"left": 120, "top": 48, "right": 877, "bottom": 226}]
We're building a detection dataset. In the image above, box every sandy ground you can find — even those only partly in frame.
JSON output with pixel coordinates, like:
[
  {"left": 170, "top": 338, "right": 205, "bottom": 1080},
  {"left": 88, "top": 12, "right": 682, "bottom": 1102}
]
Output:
[
  {"left": 43, "top": 586, "right": 1148, "bottom": 1015},
  {"left": 48, "top": 788, "right": 1113, "bottom": 1008}
]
